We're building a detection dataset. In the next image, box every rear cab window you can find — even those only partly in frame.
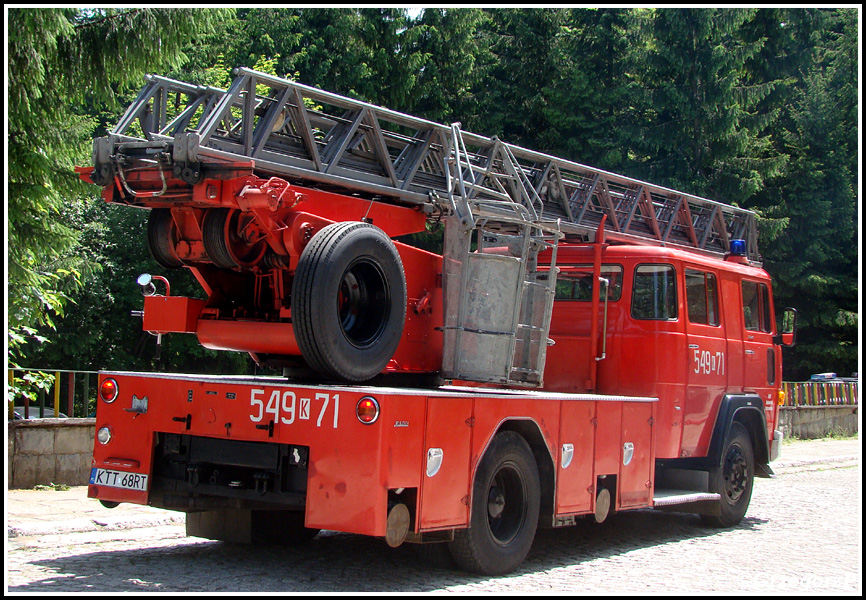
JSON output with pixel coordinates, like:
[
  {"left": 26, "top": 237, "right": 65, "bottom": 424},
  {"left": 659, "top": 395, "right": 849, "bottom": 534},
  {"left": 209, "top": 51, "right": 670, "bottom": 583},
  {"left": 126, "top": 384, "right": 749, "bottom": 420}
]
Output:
[
  {"left": 555, "top": 265, "right": 623, "bottom": 302},
  {"left": 685, "top": 269, "right": 720, "bottom": 326}
]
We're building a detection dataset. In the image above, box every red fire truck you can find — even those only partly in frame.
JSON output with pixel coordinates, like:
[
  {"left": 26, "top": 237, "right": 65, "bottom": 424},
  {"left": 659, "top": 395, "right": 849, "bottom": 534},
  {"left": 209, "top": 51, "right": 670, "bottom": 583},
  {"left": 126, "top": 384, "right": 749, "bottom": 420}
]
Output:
[{"left": 79, "top": 68, "right": 796, "bottom": 575}]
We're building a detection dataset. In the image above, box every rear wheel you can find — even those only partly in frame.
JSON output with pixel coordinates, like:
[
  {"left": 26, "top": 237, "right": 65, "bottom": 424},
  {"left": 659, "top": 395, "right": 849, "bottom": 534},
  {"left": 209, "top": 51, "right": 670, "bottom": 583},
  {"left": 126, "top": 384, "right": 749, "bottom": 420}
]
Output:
[
  {"left": 448, "top": 431, "right": 540, "bottom": 575},
  {"left": 702, "top": 422, "right": 754, "bottom": 527},
  {"left": 292, "top": 222, "right": 406, "bottom": 382}
]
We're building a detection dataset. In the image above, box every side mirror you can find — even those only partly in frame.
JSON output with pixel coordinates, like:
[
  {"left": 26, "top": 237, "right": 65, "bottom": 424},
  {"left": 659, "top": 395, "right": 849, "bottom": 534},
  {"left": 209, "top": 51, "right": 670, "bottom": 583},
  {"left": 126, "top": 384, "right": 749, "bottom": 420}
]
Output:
[{"left": 773, "top": 307, "right": 797, "bottom": 347}]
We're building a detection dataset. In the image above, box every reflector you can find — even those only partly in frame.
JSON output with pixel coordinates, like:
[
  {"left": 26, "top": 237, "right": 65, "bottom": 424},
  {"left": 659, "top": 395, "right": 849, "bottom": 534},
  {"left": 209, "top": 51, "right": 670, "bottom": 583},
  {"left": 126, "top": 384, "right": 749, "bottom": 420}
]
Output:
[
  {"left": 356, "top": 396, "right": 380, "bottom": 424},
  {"left": 100, "top": 378, "right": 119, "bottom": 403}
]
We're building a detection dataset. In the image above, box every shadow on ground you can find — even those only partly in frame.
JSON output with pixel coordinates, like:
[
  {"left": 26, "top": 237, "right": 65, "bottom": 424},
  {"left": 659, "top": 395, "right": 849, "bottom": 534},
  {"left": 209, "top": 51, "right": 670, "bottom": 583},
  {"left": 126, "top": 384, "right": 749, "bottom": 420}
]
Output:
[{"left": 9, "top": 509, "right": 767, "bottom": 592}]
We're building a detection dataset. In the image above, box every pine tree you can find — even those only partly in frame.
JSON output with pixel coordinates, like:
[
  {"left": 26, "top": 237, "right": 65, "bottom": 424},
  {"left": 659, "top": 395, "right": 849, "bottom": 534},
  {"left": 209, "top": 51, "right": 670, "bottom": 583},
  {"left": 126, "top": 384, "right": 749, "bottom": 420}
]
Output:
[
  {"left": 767, "top": 9, "right": 858, "bottom": 379},
  {"left": 627, "top": 8, "right": 786, "bottom": 205},
  {"left": 474, "top": 8, "right": 568, "bottom": 149},
  {"left": 540, "top": 8, "right": 633, "bottom": 169},
  {"left": 8, "top": 8, "right": 229, "bottom": 342},
  {"left": 409, "top": 8, "right": 490, "bottom": 125}
]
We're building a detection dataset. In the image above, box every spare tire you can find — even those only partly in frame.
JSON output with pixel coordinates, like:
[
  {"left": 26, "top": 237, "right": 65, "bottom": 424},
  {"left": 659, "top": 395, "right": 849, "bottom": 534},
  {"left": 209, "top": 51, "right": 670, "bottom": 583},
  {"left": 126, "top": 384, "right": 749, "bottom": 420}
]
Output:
[{"left": 292, "top": 222, "right": 406, "bottom": 381}]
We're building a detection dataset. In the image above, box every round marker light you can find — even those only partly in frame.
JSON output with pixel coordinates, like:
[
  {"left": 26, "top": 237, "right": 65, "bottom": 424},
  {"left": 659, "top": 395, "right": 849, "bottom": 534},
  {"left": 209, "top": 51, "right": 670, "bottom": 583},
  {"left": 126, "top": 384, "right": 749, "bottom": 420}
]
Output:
[
  {"left": 97, "top": 427, "right": 112, "bottom": 445},
  {"left": 100, "top": 378, "right": 119, "bottom": 403},
  {"left": 356, "top": 396, "right": 380, "bottom": 425}
]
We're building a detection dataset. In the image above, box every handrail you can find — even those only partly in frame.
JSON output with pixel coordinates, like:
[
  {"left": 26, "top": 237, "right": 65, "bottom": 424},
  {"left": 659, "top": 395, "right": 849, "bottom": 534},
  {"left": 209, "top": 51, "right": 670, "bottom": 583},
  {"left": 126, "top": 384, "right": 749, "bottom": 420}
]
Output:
[{"left": 8, "top": 368, "right": 101, "bottom": 420}]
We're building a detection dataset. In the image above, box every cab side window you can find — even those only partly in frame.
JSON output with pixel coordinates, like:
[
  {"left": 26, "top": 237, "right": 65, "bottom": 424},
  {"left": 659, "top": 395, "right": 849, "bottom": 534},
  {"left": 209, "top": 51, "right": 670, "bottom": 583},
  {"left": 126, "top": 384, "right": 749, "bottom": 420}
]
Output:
[
  {"left": 742, "top": 280, "right": 772, "bottom": 332},
  {"left": 632, "top": 264, "right": 677, "bottom": 320},
  {"left": 555, "top": 265, "right": 623, "bottom": 301},
  {"left": 685, "top": 269, "right": 719, "bottom": 326}
]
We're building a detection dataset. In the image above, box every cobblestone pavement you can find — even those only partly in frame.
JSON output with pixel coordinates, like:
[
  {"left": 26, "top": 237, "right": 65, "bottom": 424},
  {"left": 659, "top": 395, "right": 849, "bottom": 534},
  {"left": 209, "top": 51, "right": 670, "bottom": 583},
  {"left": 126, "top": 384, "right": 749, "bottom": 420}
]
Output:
[{"left": 6, "top": 459, "right": 860, "bottom": 594}]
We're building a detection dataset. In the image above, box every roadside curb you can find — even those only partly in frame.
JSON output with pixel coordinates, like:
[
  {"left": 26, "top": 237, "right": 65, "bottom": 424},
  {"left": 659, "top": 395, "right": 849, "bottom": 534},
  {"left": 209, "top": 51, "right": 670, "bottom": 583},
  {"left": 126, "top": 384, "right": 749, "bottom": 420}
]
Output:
[
  {"left": 8, "top": 513, "right": 185, "bottom": 538},
  {"left": 772, "top": 455, "right": 859, "bottom": 472}
]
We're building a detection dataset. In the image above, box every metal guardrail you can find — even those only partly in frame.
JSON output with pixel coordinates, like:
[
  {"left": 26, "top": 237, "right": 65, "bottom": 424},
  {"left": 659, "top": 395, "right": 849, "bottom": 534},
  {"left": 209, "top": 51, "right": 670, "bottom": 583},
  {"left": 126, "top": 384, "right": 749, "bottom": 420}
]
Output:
[
  {"left": 7, "top": 369, "right": 100, "bottom": 420},
  {"left": 782, "top": 381, "right": 859, "bottom": 407}
]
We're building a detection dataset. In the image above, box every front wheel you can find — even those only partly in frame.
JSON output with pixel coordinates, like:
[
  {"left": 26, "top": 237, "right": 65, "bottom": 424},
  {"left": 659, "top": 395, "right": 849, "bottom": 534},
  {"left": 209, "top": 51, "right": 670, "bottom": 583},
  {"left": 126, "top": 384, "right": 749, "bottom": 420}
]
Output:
[
  {"left": 449, "top": 431, "right": 540, "bottom": 575},
  {"left": 701, "top": 422, "right": 754, "bottom": 527}
]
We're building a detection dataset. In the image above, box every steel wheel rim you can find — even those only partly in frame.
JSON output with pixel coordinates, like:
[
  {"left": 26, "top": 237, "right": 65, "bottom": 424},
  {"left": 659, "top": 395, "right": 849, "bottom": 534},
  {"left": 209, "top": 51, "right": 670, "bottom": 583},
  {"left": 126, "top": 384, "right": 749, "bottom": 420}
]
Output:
[
  {"left": 723, "top": 445, "right": 749, "bottom": 504},
  {"left": 224, "top": 210, "right": 266, "bottom": 266},
  {"left": 485, "top": 463, "right": 528, "bottom": 546},
  {"left": 337, "top": 258, "right": 390, "bottom": 348}
]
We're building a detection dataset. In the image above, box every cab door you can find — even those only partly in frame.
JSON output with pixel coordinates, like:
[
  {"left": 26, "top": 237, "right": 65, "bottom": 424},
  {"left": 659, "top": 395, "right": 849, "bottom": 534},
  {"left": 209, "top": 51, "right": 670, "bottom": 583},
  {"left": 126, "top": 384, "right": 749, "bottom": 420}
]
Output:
[
  {"left": 682, "top": 267, "right": 727, "bottom": 457},
  {"left": 741, "top": 279, "right": 777, "bottom": 414}
]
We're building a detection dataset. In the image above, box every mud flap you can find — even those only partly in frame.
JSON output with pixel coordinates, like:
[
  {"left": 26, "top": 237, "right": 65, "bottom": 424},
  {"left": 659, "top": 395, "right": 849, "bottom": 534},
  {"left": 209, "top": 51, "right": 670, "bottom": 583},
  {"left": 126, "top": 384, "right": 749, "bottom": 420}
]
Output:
[{"left": 186, "top": 509, "right": 254, "bottom": 543}]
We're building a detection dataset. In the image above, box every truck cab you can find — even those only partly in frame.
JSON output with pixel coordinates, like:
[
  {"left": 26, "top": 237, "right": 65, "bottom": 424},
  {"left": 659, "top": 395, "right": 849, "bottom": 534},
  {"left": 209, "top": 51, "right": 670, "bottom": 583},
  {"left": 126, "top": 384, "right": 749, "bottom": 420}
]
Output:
[{"left": 542, "top": 241, "right": 783, "bottom": 464}]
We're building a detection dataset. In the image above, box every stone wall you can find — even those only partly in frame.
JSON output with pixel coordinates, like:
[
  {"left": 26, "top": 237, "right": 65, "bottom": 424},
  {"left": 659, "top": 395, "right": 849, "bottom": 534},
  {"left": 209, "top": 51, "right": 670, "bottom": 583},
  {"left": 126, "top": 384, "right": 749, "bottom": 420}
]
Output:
[
  {"left": 8, "top": 419, "right": 95, "bottom": 489},
  {"left": 778, "top": 405, "right": 859, "bottom": 439}
]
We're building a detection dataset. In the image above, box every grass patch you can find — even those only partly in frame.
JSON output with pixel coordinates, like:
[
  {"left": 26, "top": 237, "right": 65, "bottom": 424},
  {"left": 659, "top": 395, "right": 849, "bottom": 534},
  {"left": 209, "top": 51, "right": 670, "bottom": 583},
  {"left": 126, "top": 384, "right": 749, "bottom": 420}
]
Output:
[
  {"left": 783, "top": 431, "right": 859, "bottom": 444},
  {"left": 32, "top": 482, "right": 71, "bottom": 491}
]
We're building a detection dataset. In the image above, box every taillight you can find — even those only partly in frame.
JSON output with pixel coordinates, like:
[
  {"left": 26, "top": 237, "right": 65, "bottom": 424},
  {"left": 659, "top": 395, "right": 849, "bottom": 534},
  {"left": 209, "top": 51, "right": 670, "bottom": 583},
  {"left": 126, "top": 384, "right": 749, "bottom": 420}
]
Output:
[
  {"left": 100, "top": 378, "right": 119, "bottom": 403},
  {"left": 356, "top": 396, "right": 380, "bottom": 424}
]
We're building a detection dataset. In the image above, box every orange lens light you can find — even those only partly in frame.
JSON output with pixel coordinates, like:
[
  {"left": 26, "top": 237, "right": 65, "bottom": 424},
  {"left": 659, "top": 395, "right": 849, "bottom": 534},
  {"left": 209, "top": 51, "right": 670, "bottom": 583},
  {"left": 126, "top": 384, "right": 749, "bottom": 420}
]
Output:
[
  {"left": 100, "top": 378, "right": 119, "bottom": 403},
  {"left": 356, "top": 397, "right": 380, "bottom": 424}
]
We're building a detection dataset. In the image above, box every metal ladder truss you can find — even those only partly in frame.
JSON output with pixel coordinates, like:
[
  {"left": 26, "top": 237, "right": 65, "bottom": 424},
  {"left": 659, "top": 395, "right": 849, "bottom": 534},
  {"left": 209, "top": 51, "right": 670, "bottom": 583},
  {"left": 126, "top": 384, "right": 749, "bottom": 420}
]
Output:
[{"left": 99, "top": 67, "right": 761, "bottom": 263}]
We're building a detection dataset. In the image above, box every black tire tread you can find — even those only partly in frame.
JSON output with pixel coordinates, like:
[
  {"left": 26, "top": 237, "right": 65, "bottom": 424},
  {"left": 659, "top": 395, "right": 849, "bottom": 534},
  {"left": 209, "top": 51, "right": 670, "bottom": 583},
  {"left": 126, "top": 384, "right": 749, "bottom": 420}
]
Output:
[
  {"left": 448, "top": 430, "right": 540, "bottom": 575},
  {"left": 292, "top": 221, "right": 405, "bottom": 381},
  {"left": 202, "top": 208, "right": 237, "bottom": 269},
  {"left": 701, "top": 422, "right": 754, "bottom": 528},
  {"left": 147, "top": 208, "right": 183, "bottom": 269}
]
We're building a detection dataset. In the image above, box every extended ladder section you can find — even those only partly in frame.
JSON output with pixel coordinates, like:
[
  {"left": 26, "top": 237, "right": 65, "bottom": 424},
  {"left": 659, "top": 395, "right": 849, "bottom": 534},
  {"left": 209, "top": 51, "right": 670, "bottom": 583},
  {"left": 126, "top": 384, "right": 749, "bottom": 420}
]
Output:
[{"left": 97, "top": 67, "right": 761, "bottom": 263}]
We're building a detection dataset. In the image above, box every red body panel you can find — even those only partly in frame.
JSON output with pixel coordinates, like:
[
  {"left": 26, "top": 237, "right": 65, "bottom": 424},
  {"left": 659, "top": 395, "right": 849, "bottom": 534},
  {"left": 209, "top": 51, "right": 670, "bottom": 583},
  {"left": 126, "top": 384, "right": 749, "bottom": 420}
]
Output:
[
  {"left": 541, "top": 244, "right": 780, "bottom": 462},
  {"left": 88, "top": 374, "right": 658, "bottom": 536}
]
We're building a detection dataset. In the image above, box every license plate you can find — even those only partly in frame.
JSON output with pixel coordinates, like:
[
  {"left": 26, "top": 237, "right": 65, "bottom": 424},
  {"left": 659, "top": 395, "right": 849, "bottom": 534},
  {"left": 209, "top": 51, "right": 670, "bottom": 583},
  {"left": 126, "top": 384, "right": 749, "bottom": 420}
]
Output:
[{"left": 89, "top": 468, "right": 148, "bottom": 492}]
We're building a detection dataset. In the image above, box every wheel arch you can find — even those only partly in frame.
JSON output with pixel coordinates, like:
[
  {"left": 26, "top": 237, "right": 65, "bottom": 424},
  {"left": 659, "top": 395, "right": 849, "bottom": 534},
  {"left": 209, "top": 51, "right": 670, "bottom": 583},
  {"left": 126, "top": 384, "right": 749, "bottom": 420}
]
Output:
[
  {"left": 709, "top": 394, "right": 770, "bottom": 474},
  {"left": 488, "top": 419, "right": 557, "bottom": 527},
  {"left": 663, "top": 394, "right": 770, "bottom": 476}
]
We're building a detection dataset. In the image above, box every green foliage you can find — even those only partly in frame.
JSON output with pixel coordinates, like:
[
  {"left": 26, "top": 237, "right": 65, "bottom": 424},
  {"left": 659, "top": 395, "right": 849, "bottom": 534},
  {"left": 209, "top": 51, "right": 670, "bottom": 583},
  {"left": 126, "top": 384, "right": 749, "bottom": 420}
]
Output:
[
  {"left": 7, "top": 369, "right": 55, "bottom": 406},
  {"left": 625, "top": 8, "right": 788, "bottom": 204},
  {"left": 540, "top": 8, "right": 633, "bottom": 168},
  {"left": 763, "top": 8, "right": 859, "bottom": 379},
  {"left": 8, "top": 8, "right": 232, "bottom": 338},
  {"left": 474, "top": 9, "right": 567, "bottom": 147},
  {"left": 409, "top": 8, "right": 490, "bottom": 124}
]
